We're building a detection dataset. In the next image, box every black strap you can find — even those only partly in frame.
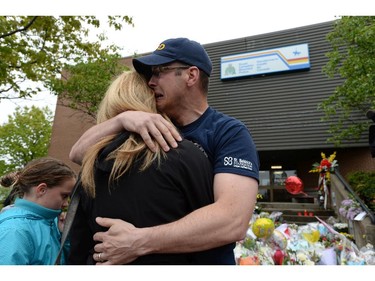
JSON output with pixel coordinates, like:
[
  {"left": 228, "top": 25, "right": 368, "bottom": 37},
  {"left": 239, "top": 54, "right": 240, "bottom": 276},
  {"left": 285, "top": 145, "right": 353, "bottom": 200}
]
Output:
[{"left": 54, "top": 176, "right": 81, "bottom": 265}]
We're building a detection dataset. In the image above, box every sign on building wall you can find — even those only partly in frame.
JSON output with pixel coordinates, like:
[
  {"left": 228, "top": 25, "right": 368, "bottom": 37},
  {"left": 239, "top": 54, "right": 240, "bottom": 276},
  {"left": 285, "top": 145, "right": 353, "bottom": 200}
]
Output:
[{"left": 220, "top": 43, "right": 310, "bottom": 80}]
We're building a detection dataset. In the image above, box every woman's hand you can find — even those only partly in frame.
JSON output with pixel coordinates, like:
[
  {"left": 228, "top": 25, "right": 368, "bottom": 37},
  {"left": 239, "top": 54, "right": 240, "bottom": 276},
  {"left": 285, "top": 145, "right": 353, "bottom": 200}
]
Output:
[{"left": 58, "top": 211, "right": 67, "bottom": 232}]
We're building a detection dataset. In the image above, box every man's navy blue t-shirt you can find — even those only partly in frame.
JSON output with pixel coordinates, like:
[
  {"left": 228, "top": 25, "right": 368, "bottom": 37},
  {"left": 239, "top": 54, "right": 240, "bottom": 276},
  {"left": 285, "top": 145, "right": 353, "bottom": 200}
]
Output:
[{"left": 178, "top": 106, "right": 260, "bottom": 264}]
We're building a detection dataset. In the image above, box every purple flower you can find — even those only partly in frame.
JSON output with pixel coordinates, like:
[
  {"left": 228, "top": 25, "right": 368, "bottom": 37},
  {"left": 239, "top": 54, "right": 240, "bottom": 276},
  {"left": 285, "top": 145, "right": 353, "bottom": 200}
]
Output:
[
  {"left": 341, "top": 199, "right": 353, "bottom": 206},
  {"left": 339, "top": 199, "right": 363, "bottom": 220},
  {"left": 339, "top": 207, "right": 346, "bottom": 217}
]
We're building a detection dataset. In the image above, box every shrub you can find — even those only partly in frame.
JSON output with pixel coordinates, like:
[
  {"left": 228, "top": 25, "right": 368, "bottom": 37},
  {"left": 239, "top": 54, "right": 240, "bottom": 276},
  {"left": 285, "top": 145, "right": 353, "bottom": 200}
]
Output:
[
  {"left": 347, "top": 171, "right": 375, "bottom": 212},
  {"left": 0, "top": 186, "right": 11, "bottom": 210}
]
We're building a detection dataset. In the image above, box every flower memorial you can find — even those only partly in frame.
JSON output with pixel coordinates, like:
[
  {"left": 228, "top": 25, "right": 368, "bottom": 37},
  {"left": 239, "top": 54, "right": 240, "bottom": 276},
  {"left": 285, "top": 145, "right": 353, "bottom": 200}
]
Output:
[
  {"left": 235, "top": 151, "right": 375, "bottom": 265},
  {"left": 309, "top": 151, "right": 338, "bottom": 209},
  {"left": 234, "top": 212, "right": 375, "bottom": 265}
]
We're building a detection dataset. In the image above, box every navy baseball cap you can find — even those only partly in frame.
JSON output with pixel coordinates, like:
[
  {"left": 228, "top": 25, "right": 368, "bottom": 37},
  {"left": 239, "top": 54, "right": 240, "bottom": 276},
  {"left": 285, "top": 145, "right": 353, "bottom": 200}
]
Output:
[{"left": 133, "top": 38, "right": 212, "bottom": 77}]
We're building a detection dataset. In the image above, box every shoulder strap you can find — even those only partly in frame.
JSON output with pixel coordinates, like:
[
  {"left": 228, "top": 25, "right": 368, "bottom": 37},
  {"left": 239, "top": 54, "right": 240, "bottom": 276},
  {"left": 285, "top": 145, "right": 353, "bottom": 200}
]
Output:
[{"left": 54, "top": 176, "right": 82, "bottom": 265}]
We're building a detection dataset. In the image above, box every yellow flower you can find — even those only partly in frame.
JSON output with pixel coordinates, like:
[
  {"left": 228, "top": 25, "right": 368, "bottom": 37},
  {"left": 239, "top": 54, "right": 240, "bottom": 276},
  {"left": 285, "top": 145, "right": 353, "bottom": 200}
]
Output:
[
  {"left": 309, "top": 168, "right": 320, "bottom": 173},
  {"left": 328, "top": 151, "right": 336, "bottom": 163}
]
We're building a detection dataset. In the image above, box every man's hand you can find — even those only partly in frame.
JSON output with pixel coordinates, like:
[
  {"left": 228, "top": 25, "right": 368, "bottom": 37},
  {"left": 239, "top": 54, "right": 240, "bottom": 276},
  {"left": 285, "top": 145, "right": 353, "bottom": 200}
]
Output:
[
  {"left": 121, "top": 111, "right": 181, "bottom": 152},
  {"left": 92, "top": 217, "right": 148, "bottom": 265},
  {"left": 69, "top": 111, "right": 182, "bottom": 164}
]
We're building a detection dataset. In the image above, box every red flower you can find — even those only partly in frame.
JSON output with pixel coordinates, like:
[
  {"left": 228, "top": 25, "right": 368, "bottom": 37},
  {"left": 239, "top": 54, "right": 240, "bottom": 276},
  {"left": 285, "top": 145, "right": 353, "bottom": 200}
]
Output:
[
  {"left": 273, "top": 249, "right": 285, "bottom": 265},
  {"left": 320, "top": 159, "right": 332, "bottom": 169}
]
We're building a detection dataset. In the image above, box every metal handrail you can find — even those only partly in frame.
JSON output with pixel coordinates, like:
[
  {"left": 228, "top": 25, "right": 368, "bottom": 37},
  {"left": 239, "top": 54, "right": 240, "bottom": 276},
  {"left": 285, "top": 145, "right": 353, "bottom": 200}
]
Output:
[{"left": 334, "top": 167, "right": 375, "bottom": 224}]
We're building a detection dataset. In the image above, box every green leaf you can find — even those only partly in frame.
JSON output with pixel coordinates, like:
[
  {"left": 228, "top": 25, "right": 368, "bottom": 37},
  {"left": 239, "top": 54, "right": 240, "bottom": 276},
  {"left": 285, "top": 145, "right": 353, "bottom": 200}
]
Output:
[
  {"left": 0, "top": 106, "right": 53, "bottom": 174},
  {"left": 322, "top": 16, "right": 375, "bottom": 145},
  {"left": 0, "top": 16, "right": 133, "bottom": 100}
]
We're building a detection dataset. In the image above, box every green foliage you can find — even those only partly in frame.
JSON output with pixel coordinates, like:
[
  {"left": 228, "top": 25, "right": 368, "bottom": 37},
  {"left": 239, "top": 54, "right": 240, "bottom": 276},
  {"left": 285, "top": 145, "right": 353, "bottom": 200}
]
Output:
[
  {"left": 0, "top": 186, "right": 11, "bottom": 210},
  {"left": 347, "top": 171, "right": 375, "bottom": 212},
  {"left": 321, "top": 16, "right": 375, "bottom": 145},
  {"left": 49, "top": 53, "right": 129, "bottom": 118},
  {"left": 0, "top": 106, "right": 53, "bottom": 175},
  {"left": 0, "top": 16, "right": 133, "bottom": 100}
]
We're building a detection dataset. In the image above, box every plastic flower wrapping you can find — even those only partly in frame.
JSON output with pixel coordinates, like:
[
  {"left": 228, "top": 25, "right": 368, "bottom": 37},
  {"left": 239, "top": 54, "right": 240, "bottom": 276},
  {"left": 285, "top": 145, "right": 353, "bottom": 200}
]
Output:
[{"left": 234, "top": 212, "right": 375, "bottom": 265}]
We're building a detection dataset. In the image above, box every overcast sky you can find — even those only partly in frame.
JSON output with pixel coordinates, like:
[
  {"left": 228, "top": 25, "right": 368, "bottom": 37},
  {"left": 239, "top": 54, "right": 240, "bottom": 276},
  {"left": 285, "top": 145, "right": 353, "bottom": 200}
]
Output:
[{"left": 1, "top": 0, "right": 372, "bottom": 124}]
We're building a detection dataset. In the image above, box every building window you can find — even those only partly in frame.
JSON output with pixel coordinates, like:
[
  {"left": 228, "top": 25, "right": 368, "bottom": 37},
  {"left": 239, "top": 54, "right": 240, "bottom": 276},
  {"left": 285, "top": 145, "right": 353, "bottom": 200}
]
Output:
[
  {"left": 259, "top": 169, "right": 297, "bottom": 202},
  {"left": 259, "top": 169, "right": 297, "bottom": 187}
]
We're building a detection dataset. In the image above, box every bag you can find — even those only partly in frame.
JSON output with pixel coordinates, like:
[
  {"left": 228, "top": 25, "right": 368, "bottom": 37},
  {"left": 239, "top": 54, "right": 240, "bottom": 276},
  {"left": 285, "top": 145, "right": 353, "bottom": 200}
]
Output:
[{"left": 54, "top": 175, "right": 81, "bottom": 265}]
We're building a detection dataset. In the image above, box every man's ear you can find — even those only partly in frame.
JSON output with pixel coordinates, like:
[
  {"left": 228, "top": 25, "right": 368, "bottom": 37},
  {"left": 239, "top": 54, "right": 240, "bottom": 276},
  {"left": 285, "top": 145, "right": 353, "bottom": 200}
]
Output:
[
  {"left": 186, "top": 66, "right": 199, "bottom": 86},
  {"left": 35, "top": 183, "right": 48, "bottom": 197}
]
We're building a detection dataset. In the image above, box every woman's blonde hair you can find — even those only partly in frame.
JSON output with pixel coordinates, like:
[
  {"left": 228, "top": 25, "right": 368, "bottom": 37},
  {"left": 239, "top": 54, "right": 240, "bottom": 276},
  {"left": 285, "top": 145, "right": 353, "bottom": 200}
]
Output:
[{"left": 80, "top": 71, "right": 170, "bottom": 197}]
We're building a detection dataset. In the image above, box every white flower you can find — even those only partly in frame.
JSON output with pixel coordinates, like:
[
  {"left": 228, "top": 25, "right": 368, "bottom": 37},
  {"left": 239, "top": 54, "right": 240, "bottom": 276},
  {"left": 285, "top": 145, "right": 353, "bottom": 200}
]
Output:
[
  {"left": 334, "top": 223, "right": 348, "bottom": 229},
  {"left": 304, "top": 260, "right": 315, "bottom": 265},
  {"left": 297, "top": 252, "right": 307, "bottom": 262}
]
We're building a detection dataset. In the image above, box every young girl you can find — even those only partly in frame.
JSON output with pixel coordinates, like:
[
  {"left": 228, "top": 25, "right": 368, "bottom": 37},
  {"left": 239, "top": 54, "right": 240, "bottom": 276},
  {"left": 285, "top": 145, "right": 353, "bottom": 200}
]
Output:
[{"left": 0, "top": 157, "right": 76, "bottom": 265}]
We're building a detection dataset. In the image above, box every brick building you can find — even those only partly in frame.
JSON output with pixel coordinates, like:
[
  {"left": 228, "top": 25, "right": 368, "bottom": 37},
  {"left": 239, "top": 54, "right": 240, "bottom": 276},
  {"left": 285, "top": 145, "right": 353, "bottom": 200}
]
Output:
[{"left": 48, "top": 21, "right": 374, "bottom": 199}]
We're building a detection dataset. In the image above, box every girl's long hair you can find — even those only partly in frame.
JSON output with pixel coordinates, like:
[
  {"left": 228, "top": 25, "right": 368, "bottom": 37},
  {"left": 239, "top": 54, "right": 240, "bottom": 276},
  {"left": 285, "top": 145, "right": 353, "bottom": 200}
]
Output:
[
  {"left": 1, "top": 157, "right": 76, "bottom": 206},
  {"left": 80, "top": 71, "right": 171, "bottom": 197}
]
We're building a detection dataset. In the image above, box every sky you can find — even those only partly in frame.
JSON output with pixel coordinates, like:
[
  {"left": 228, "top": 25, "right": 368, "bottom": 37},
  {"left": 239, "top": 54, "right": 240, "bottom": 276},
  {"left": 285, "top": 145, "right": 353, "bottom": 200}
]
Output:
[{"left": 0, "top": 0, "right": 373, "bottom": 124}]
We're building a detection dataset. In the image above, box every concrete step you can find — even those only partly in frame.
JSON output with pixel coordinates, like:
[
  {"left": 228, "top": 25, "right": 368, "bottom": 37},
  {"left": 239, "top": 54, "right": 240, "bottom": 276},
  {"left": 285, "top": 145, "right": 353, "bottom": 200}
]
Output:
[
  {"left": 259, "top": 187, "right": 320, "bottom": 203},
  {"left": 257, "top": 202, "right": 336, "bottom": 225},
  {"left": 261, "top": 208, "right": 335, "bottom": 217},
  {"left": 280, "top": 214, "right": 335, "bottom": 225},
  {"left": 258, "top": 202, "right": 322, "bottom": 210}
]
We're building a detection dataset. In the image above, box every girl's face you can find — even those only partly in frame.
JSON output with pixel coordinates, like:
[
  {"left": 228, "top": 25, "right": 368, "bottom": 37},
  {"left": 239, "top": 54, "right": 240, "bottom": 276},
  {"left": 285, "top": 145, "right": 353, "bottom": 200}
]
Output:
[{"left": 37, "top": 177, "right": 76, "bottom": 210}]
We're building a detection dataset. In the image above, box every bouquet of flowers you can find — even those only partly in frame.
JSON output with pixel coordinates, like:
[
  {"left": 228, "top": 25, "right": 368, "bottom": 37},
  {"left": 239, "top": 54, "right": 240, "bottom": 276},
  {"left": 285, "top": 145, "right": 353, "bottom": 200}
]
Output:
[
  {"left": 309, "top": 151, "right": 338, "bottom": 181},
  {"left": 309, "top": 152, "right": 338, "bottom": 209},
  {"left": 339, "top": 198, "right": 363, "bottom": 220}
]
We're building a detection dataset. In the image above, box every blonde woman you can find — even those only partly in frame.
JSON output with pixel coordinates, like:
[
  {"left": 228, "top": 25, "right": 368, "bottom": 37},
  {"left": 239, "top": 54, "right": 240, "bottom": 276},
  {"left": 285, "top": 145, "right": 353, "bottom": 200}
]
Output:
[{"left": 69, "top": 71, "right": 214, "bottom": 264}]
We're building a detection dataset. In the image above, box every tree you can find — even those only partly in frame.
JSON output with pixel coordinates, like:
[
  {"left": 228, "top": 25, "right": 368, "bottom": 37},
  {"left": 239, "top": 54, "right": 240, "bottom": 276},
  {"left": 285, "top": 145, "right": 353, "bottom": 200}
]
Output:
[
  {"left": 321, "top": 16, "right": 375, "bottom": 145},
  {"left": 0, "top": 16, "right": 133, "bottom": 101},
  {"left": 0, "top": 106, "right": 53, "bottom": 175},
  {"left": 49, "top": 53, "right": 130, "bottom": 119}
]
